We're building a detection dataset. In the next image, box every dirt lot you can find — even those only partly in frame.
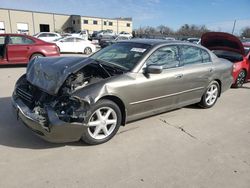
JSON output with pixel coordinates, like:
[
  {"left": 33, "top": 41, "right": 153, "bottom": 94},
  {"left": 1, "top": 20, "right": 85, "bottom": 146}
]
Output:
[{"left": 0, "top": 55, "right": 250, "bottom": 188}]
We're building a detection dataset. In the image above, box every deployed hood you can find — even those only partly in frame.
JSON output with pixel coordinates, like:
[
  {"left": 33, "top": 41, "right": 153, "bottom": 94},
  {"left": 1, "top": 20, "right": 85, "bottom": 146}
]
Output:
[
  {"left": 26, "top": 56, "right": 95, "bottom": 95},
  {"left": 201, "top": 32, "right": 245, "bottom": 55}
]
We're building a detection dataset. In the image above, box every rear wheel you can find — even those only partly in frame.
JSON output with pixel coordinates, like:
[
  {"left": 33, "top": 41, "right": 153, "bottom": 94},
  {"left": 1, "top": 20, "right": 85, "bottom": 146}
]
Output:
[
  {"left": 81, "top": 100, "right": 121, "bottom": 145},
  {"left": 84, "top": 47, "right": 92, "bottom": 55},
  {"left": 199, "top": 81, "right": 220, "bottom": 108},
  {"left": 30, "top": 53, "right": 44, "bottom": 60},
  {"left": 233, "top": 70, "right": 246, "bottom": 88}
]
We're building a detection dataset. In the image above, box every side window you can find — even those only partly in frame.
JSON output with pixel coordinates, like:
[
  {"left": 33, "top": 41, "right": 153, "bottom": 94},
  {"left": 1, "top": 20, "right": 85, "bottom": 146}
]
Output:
[
  {"left": 75, "top": 38, "right": 84, "bottom": 42},
  {"left": 63, "top": 38, "right": 75, "bottom": 42},
  {"left": 145, "top": 46, "right": 179, "bottom": 69},
  {"left": 9, "top": 36, "right": 34, "bottom": 44},
  {"left": 48, "top": 33, "right": 56, "bottom": 37},
  {"left": 180, "top": 45, "right": 202, "bottom": 65},
  {"left": 201, "top": 49, "right": 211, "bottom": 63},
  {"left": 38, "top": 33, "right": 47, "bottom": 37},
  {"left": 0, "top": 36, "right": 6, "bottom": 45}
]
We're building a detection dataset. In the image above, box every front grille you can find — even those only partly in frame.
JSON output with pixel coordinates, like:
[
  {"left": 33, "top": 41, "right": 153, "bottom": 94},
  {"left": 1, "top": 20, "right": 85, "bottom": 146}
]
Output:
[{"left": 16, "top": 87, "right": 34, "bottom": 104}]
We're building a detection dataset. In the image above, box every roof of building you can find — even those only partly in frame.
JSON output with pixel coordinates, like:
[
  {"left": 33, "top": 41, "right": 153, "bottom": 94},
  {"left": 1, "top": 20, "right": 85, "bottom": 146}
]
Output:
[{"left": 0, "top": 7, "right": 132, "bottom": 21}]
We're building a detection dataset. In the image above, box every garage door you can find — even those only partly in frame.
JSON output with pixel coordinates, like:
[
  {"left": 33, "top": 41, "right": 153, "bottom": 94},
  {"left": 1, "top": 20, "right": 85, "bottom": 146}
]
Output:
[
  {"left": 0, "top": 22, "right": 5, "bottom": 34},
  {"left": 17, "top": 23, "right": 29, "bottom": 34}
]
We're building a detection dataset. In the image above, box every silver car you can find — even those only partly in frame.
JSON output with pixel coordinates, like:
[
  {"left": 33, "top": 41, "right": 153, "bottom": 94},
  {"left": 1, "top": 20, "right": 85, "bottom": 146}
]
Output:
[{"left": 12, "top": 40, "right": 233, "bottom": 144}]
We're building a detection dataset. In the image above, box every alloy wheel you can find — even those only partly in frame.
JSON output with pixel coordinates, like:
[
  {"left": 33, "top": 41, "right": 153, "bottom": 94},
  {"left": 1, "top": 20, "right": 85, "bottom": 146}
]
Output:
[
  {"left": 205, "top": 84, "right": 218, "bottom": 106},
  {"left": 87, "top": 107, "right": 117, "bottom": 140},
  {"left": 236, "top": 71, "right": 246, "bottom": 87}
]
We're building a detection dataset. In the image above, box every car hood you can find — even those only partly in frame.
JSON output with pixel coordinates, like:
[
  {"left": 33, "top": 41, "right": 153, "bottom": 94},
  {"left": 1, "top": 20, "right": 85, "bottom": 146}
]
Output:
[
  {"left": 26, "top": 56, "right": 95, "bottom": 95},
  {"left": 201, "top": 32, "right": 245, "bottom": 55}
]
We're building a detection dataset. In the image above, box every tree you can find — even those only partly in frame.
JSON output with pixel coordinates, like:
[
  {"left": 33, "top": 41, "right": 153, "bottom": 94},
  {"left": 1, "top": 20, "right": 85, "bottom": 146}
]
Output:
[{"left": 241, "top": 27, "right": 250, "bottom": 38}]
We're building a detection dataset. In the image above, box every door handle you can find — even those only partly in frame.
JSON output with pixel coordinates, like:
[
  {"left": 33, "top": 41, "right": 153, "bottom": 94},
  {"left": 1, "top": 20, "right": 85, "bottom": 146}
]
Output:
[
  {"left": 175, "top": 74, "right": 183, "bottom": 79},
  {"left": 209, "top": 68, "right": 214, "bottom": 72},
  {"left": 26, "top": 47, "right": 30, "bottom": 50}
]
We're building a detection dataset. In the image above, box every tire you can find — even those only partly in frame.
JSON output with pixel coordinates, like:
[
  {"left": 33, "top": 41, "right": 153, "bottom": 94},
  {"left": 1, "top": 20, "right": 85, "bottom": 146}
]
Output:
[
  {"left": 232, "top": 70, "right": 246, "bottom": 88},
  {"left": 81, "top": 99, "right": 122, "bottom": 145},
  {"left": 30, "top": 53, "right": 44, "bottom": 60},
  {"left": 84, "top": 47, "right": 92, "bottom": 55},
  {"left": 199, "top": 81, "right": 220, "bottom": 109}
]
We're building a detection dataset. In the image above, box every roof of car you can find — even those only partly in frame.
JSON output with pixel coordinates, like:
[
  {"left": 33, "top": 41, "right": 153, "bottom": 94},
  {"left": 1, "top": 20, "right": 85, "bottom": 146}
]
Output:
[
  {"left": 120, "top": 39, "right": 187, "bottom": 46},
  {"left": 0, "top": 33, "right": 31, "bottom": 37}
]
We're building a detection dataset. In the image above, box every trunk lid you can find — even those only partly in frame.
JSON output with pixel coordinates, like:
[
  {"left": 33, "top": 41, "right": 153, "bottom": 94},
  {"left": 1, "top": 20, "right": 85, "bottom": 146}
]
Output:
[
  {"left": 201, "top": 32, "right": 245, "bottom": 55},
  {"left": 26, "top": 56, "right": 94, "bottom": 95}
]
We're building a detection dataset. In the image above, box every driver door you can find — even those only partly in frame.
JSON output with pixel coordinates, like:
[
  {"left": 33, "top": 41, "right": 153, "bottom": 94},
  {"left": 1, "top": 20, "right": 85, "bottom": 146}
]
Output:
[{"left": 128, "top": 45, "right": 185, "bottom": 119}]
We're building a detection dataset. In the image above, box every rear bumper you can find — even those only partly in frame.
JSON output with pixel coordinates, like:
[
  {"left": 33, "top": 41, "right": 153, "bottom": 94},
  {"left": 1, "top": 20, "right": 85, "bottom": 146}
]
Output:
[{"left": 12, "top": 96, "right": 86, "bottom": 143}]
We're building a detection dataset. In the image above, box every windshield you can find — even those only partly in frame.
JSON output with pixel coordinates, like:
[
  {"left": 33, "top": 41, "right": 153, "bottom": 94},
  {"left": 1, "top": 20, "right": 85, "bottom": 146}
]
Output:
[{"left": 90, "top": 42, "right": 151, "bottom": 71}]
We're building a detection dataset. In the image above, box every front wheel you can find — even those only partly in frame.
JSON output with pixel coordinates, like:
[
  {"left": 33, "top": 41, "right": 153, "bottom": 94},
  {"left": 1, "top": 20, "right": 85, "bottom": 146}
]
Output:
[
  {"left": 199, "top": 81, "right": 220, "bottom": 108},
  {"left": 84, "top": 47, "right": 92, "bottom": 55},
  {"left": 232, "top": 70, "right": 246, "bottom": 88},
  {"left": 81, "top": 100, "right": 121, "bottom": 145}
]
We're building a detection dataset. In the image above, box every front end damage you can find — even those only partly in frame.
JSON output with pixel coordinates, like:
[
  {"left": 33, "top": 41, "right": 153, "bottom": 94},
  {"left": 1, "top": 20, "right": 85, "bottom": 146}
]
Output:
[
  {"left": 12, "top": 57, "right": 124, "bottom": 143},
  {"left": 12, "top": 75, "right": 91, "bottom": 143}
]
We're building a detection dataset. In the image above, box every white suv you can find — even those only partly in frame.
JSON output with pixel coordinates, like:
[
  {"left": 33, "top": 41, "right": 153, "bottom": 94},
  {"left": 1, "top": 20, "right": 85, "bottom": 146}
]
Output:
[{"left": 33, "top": 32, "right": 61, "bottom": 42}]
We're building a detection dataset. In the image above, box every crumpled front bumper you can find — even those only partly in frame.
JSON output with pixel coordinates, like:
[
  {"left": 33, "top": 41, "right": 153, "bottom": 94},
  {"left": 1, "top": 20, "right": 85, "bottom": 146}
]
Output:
[{"left": 12, "top": 96, "right": 87, "bottom": 143}]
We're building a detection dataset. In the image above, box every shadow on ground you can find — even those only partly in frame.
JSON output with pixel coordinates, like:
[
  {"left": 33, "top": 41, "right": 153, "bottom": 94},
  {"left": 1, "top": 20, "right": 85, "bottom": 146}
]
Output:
[{"left": 0, "top": 97, "right": 88, "bottom": 149}]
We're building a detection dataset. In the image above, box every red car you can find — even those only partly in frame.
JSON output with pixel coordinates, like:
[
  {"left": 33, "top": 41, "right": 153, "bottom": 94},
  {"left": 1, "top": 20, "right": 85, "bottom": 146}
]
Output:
[
  {"left": 202, "top": 32, "right": 250, "bottom": 88},
  {"left": 0, "top": 34, "right": 60, "bottom": 65}
]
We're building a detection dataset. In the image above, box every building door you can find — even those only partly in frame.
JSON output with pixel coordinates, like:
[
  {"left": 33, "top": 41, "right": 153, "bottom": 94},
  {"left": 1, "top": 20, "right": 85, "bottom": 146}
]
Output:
[
  {"left": 40, "top": 24, "right": 50, "bottom": 32},
  {"left": 17, "top": 23, "right": 29, "bottom": 35},
  {"left": 0, "top": 22, "right": 5, "bottom": 34}
]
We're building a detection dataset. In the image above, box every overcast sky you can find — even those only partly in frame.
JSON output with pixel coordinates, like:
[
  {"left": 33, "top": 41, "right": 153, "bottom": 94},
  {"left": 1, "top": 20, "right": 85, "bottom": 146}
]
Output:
[{"left": 0, "top": 0, "right": 249, "bottom": 34}]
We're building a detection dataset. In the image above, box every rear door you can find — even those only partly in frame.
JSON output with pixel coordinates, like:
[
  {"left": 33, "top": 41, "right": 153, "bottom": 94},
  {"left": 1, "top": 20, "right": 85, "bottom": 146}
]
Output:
[
  {"left": 59, "top": 37, "right": 76, "bottom": 52},
  {"left": 177, "top": 45, "right": 214, "bottom": 104},
  {"left": 7, "top": 35, "right": 34, "bottom": 63}
]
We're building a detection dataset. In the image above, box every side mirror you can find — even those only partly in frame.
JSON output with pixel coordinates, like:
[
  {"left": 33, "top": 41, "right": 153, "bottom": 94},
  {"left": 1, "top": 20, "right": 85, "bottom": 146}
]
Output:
[{"left": 145, "top": 65, "right": 163, "bottom": 74}]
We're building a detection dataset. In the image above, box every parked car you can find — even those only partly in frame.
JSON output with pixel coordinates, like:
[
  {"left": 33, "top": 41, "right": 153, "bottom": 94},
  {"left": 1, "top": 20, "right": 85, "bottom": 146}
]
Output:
[
  {"left": 99, "top": 35, "right": 131, "bottom": 48},
  {"left": 54, "top": 37, "right": 96, "bottom": 54},
  {"left": 187, "top": 38, "right": 200, "bottom": 44},
  {"left": 118, "top": 31, "right": 132, "bottom": 38},
  {"left": 70, "top": 30, "right": 88, "bottom": 40},
  {"left": 201, "top": 32, "right": 250, "bottom": 88},
  {"left": 12, "top": 39, "right": 233, "bottom": 144},
  {"left": 0, "top": 34, "right": 60, "bottom": 65},
  {"left": 97, "top": 29, "right": 116, "bottom": 38},
  {"left": 33, "top": 32, "right": 61, "bottom": 42}
]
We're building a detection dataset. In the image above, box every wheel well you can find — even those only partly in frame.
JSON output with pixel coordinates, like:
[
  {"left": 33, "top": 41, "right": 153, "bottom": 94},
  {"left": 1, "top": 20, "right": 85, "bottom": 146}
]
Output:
[
  {"left": 214, "top": 79, "right": 222, "bottom": 97},
  {"left": 100, "top": 95, "right": 126, "bottom": 126},
  {"left": 29, "top": 52, "right": 45, "bottom": 60},
  {"left": 242, "top": 68, "right": 247, "bottom": 76}
]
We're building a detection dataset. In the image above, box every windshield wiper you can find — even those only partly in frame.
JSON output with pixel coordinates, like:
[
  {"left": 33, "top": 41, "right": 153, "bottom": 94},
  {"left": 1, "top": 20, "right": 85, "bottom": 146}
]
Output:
[{"left": 92, "top": 58, "right": 129, "bottom": 72}]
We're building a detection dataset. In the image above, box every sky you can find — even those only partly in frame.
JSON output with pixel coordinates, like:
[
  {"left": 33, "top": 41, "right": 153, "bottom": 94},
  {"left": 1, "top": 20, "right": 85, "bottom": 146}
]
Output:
[{"left": 0, "top": 0, "right": 250, "bottom": 34}]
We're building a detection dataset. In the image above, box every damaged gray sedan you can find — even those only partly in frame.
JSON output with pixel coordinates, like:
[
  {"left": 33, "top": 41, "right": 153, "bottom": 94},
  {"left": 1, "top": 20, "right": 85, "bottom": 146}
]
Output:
[{"left": 12, "top": 40, "right": 233, "bottom": 144}]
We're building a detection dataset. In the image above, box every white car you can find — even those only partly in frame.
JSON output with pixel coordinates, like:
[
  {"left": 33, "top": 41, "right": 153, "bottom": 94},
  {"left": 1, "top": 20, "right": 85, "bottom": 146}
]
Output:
[
  {"left": 118, "top": 31, "right": 132, "bottom": 38},
  {"left": 33, "top": 32, "right": 61, "bottom": 42},
  {"left": 54, "top": 37, "right": 96, "bottom": 54},
  {"left": 71, "top": 30, "right": 88, "bottom": 40}
]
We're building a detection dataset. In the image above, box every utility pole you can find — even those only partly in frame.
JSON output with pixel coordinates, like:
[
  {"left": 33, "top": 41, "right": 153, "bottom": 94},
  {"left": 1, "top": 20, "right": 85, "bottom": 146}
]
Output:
[{"left": 232, "top": 20, "right": 236, "bottom": 34}]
